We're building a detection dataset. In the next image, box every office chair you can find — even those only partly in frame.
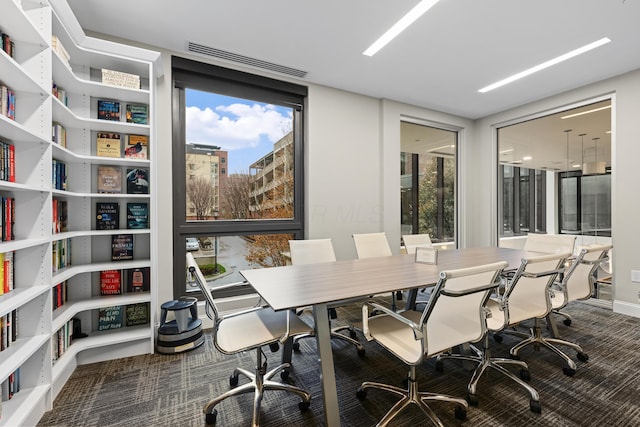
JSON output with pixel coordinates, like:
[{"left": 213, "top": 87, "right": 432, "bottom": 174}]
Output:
[
  {"left": 352, "top": 232, "right": 403, "bottom": 311},
  {"left": 523, "top": 233, "right": 576, "bottom": 255},
  {"left": 437, "top": 252, "right": 568, "bottom": 411},
  {"left": 401, "top": 233, "right": 433, "bottom": 255},
  {"left": 522, "top": 244, "right": 613, "bottom": 373},
  {"left": 356, "top": 261, "right": 507, "bottom": 426},
  {"left": 551, "top": 244, "right": 612, "bottom": 325},
  {"left": 186, "top": 253, "right": 314, "bottom": 427},
  {"left": 288, "top": 239, "right": 365, "bottom": 357}
]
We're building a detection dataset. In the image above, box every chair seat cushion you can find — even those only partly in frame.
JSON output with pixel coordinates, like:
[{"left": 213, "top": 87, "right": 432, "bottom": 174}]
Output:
[
  {"left": 367, "top": 310, "right": 424, "bottom": 365},
  {"left": 216, "top": 308, "right": 313, "bottom": 354},
  {"left": 486, "top": 299, "right": 505, "bottom": 331}
]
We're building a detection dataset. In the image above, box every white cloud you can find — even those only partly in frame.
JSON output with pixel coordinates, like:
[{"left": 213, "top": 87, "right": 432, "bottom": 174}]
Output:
[{"left": 186, "top": 102, "right": 291, "bottom": 150}]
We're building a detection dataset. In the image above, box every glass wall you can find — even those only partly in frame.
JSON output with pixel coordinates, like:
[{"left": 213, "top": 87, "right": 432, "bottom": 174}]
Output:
[{"left": 400, "top": 122, "right": 456, "bottom": 245}]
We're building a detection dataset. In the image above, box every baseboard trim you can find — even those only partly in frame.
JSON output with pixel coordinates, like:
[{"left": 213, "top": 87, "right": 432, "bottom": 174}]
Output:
[{"left": 613, "top": 300, "right": 640, "bottom": 318}]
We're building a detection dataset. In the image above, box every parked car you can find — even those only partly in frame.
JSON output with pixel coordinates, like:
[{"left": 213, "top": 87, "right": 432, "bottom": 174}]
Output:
[{"left": 186, "top": 237, "right": 199, "bottom": 251}]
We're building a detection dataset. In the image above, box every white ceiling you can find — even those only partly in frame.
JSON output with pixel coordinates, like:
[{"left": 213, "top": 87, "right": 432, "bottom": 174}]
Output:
[
  {"left": 67, "top": 0, "right": 639, "bottom": 119},
  {"left": 66, "top": 0, "right": 627, "bottom": 169}
]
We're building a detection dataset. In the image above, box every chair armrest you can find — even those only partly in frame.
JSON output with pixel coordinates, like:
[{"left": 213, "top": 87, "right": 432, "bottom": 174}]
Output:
[{"left": 362, "top": 302, "right": 423, "bottom": 342}]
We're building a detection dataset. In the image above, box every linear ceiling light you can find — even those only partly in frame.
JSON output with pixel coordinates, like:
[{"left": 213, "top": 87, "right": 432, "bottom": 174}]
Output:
[
  {"left": 363, "top": 0, "right": 441, "bottom": 57},
  {"left": 560, "top": 105, "right": 611, "bottom": 119},
  {"left": 478, "top": 37, "right": 611, "bottom": 93}
]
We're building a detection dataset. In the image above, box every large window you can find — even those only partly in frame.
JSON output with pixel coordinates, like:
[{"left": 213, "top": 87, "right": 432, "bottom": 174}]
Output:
[
  {"left": 559, "top": 170, "right": 611, "bottom": 236},
  {"left": 400, "top": 122, "right": 456, "bottom": 245},
  {"left": 499, "top": 165, "right": 546, "bottom": 236},
  {"left": 172, "top": 57, "right": 306, "bottom": 298}
]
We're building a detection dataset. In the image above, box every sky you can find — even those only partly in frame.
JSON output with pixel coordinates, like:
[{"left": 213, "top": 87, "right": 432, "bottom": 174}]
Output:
[{"left": 185, "top": 89, "right": 293, "bottom": 174}]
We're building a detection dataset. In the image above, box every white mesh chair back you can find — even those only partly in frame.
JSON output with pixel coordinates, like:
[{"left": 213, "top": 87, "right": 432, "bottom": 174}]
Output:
[
  {"left": 288, "top": 239, "right": 337, "bottom": 265},
  {"left": 524, "top": 233, "right": 576, "bottom": 255},
  {"left": 564, "top": 244, "right": 612, "bottom": 302},
  {"left": 402, "top": 234, "right": 433, "bottom": 254},
  {"left": 422, "top": 261, "right": 507, "bottom": 357},
  {"left": 505, "top": 252, "right": 570, "bottom": 325},
  {"left": 353, "top": 232, "right": 392, "bottom": 259}
]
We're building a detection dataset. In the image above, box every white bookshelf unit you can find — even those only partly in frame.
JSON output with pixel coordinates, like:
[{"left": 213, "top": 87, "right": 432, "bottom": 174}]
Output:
[{"left": 0, "top": 0, "right": 160, "bottom": 424}]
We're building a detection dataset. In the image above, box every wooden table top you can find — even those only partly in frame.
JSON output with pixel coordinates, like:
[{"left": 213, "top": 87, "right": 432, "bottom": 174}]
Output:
[{"left": 240, "top": 246, "right": 525, "bottom": 311}]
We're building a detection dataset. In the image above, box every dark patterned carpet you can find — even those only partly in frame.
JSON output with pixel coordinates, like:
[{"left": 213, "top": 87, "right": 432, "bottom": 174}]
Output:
[{"left": 38, "top": 299, "right": 640, "bottom": 426}]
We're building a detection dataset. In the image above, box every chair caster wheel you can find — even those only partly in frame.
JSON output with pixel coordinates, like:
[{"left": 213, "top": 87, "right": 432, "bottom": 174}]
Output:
[
  {"left": 349, "top": 329, "right": 358, "bottom": 340},
  {"left": 455, "top": 405, "right": 467, "bottom": 420},
  {"left": 269, "top": 342, "right": 280, "bottom": 352},
  {"left": 520, "top": 369, "right": 531, "bottom": 381},
  {"left": 563, "top": 318, "right": 572, "bottom": 326},
  {"left": 205, "top": 410, "right": 217, "bottom": 425},
  {"left": 298, "top": 401, "right": 310, "bottom": 412},
  {"left": 356, "top": 389, "right": 367, "bottom": 400},
  {"left": 229, "top": 374, "right": 239, "bottom": 387},
  {"left": 280, "top": 369, "right": 290, "bottom": 381},
  {"left": 357, "top": 347, "right": 366, "bottom": 358},
  {"left": 563, "top": 367, "right": 576, "bottom": 377},
  {"left": 493, "top": 333, "right": 503, "bottom": 343},
  {"left": 530, "top": 400, "right": 541, "bottom": 413},
  {"left": 292, "top": 342, "right": 301, "bottom": 352},
  {"left": 435, "top": 360, "right": 444, "bottom": 372},
  {"left": 466, "top": 394, "right": 478, "bottom": 406},
  {"left": 577, "top": 352, "right": 589, "bottom": 362}
]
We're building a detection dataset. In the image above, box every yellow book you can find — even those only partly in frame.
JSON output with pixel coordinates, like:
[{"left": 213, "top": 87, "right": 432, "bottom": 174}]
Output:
[{"left": 96, "top": 132, "right": 121, "bottom": 157}]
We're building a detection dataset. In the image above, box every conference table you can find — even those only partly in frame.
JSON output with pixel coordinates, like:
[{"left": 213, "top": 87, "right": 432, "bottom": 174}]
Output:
[{"left": 240, "top": 246, "right": 527, "bottom": 426}]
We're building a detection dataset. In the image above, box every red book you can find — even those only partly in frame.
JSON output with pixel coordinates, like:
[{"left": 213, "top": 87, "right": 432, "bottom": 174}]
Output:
[
  {"left": 100, "top": 270, "right": 122, "bottom": 295},
  {"left": 8, "top": 144, "right": 14, "bottom": 182}
]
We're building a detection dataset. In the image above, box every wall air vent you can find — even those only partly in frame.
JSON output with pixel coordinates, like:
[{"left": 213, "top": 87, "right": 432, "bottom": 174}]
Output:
[{"left": 187, "top": 42, "right": 308, "bottom": 78}]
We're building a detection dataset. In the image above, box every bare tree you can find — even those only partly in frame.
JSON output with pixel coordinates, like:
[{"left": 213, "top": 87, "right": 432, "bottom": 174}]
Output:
[
  {"left": 187, "top": 176, "right": 215, "bottom": 220},
  {"left": 225, "top": 172, "right": 253, "bottom": 219}
]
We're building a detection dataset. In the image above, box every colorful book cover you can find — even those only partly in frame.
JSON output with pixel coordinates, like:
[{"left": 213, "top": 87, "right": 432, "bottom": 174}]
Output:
[
  {"left": 96, "top": 132, "right": 121, "bottom": 157},
  {"left": 97, "top": 166, "right": 122, "bottom": 194},
  {"left": 125, "top": 303, "right": 150, "bottom": 327},
  {"left": 96, "top": 202, "right": 120, "bottom": 230},
  {"left": 97, "top": 305, "right": 123, "bottom": 331},
  {"left": 124, "top": 135, "right": 148, "bottom": 159},
  {"left": 97, "top": 100, "right": 120, "bottom": 121},
  {"left": 111, "top": 234, "right": 134, "bottom": 261},
  {"left": 126, "top": 267, "right": 149, "bottom": 293},
  {"left": 125, "top": 103, "right": 148, "bottom": 125},
  {"left": 100, "top": 270, "right": 122, "bottom": 295},
  {"left": 126, "top": 168, "right": 149, "bottom": 194},
  {"left": 126, "top": 202, "right": 148, "bottom": 229}
]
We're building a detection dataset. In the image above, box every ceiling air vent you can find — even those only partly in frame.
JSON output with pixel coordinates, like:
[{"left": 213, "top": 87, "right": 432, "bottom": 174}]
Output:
[{"left": 187, "top": 42, "right": 307, "bottom": 78}]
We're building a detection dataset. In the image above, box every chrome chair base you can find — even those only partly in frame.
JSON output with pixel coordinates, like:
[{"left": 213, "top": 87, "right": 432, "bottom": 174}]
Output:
[
  {"left": 356, "top": 365, "right": 467, "bottom": 427},
  {"left": 203, "top": 347, "right": 311, "bottom": 427},
  {"left": 508, "top": 318, "right": 587, "bottom": 377},
  {"left": 436, "top": 335, "right": 541, "bottom": 413},
  {"left": 293, "top": 324, "right": 365, "bottom": 357}
]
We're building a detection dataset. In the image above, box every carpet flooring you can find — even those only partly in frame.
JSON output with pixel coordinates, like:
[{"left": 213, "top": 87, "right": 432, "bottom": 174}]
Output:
[{"left": 38, "top": 299, "right": 640, "bottom": 426}]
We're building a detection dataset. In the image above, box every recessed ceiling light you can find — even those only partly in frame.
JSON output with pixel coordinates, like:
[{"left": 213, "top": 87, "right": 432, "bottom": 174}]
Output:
[
  {"left": 522, "top": 156, "right": 532, "bottom": 161},
  {"left": 560, "top": 105, "right": 612, "bottom": 119},
  {"left": 363, "top": 0, "right": 441, "bottom": 57},
  {"left": 478, "top": 37, "right": 611, "bottom": 93}
]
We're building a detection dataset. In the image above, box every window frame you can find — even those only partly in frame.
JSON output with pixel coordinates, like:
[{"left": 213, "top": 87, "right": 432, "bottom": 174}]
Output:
[
  {"left": 171, "top": 56, "right": 307, "bottom": 299},
  {"left": 498, "top": 165, "right": 546, "bottom": 236}
]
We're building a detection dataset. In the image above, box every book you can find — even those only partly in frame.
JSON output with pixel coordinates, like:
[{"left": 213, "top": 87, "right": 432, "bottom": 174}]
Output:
[
  {"left": 97, "top": 100, "right": 120, "bottom": 121},
  {"left": 97, "top": 305, "right": 123, "bottom": 331},
  {"left": 125, "top": 103, "right": 148, "bottom": 125},
  {"left": 96, "top": 132, "right": 121, "bottom": 157},
  {"left": 96, "top": 202, "right": 120, "bottom": 230},
  {"left": 125, "top": 303, "right": 150, "bottom": 326},
  {"left": 111, "top": 234, "right": 133, "bottom": 261},
  {"left": 126, "top": 168, "right": 149, "bottom": 194},
  {"left": 126, "top": 202, "right": 148, "bottom": 229},
  {"left": 126, "top": 267, "right": 149, "bottom": 293},
  {"left": 124, "top": 135, "right": 148, "bottom": 160},
  {"left": 97, "top": 166, "right": 122, "bottom": 194},
  {"left": 52, "top": 199, "right": 68, "bottom": 233},
  {"left": 101, "top": 68, "right": 140, "bottom": 89},
  {"left": 100, "top": 270, "right": 122, "bottom": 295}
]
